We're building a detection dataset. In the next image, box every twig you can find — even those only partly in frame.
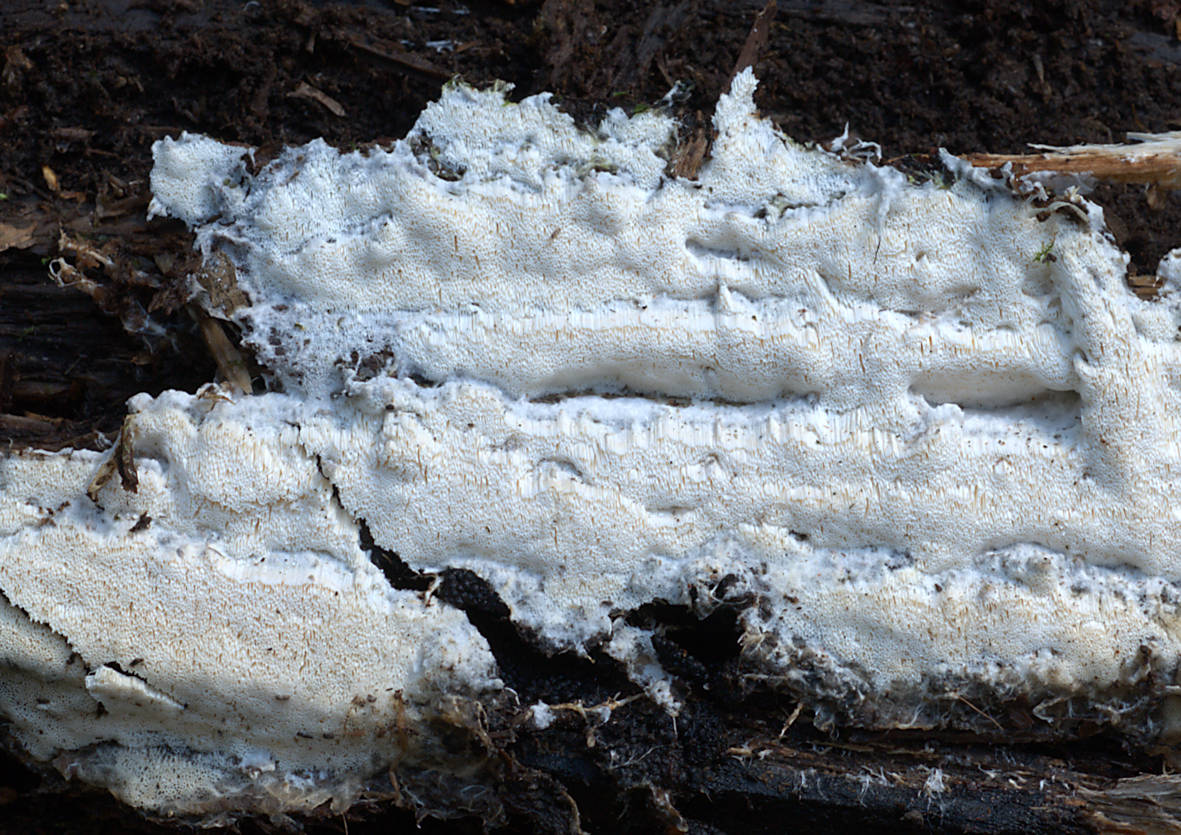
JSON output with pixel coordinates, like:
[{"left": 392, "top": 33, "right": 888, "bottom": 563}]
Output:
[
  {"left": 341, "top": 33, "right": 451, "bottom": 80},
  {"left": 963, "top": 132, "right": 1181, "bottom": 194},
  {"left": 288, "top": 81, "right": 347, "bottom": 117}
]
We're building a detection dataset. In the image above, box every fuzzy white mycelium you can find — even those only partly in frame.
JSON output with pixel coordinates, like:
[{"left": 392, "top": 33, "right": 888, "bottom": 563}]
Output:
[{"left": 4, "top": 69, "right": 1181, "bottom": 817}]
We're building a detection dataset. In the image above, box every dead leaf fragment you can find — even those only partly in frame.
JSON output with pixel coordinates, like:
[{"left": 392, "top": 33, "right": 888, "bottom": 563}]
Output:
[
  {"left": 196, "top": 250, "right": 249, "bottom": 315},
  {"left": 731, "top": 0, "right": 777, "bottom": 81},
  {"left": 0, "top": 222, "right": 35, "bottom": 252}
]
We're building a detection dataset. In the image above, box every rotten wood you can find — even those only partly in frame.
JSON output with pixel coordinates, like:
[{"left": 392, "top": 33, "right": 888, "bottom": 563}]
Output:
[{"left": 4, "top": 1, "right": 1181, "bottom": 832}]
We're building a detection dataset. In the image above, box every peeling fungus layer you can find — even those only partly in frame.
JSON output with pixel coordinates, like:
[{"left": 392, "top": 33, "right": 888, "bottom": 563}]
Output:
[{"left": 4, "top": 71, "right": 1181, "bottom": 817}]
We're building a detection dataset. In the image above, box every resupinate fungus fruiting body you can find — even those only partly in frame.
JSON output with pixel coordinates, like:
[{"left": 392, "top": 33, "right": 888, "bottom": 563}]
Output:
[{"left": 2, "top": 70, "right": 1181, "bottom": 819}]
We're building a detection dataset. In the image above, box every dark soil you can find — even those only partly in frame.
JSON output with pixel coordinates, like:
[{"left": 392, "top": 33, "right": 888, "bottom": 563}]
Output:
[{"left": 3, "top": 1, "right": 1181, "bottom": 832}]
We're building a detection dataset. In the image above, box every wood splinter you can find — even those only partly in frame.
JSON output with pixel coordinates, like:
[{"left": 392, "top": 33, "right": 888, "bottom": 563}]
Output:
[{"left": 964, "top": 131, "right": 1181, "bottom": 206}]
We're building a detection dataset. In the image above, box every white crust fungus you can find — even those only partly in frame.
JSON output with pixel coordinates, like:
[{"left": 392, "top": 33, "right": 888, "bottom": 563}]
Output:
[
  {"left": 5, "top": 70, "right": 1181, "bottom": 817},
  {"left": 0, "top": 394, "right": 499, "bottom": 818}
]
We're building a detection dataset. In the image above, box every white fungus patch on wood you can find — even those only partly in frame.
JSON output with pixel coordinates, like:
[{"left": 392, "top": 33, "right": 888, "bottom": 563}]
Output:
[
  {"left": 4, "top": 70, "right": 1181, "bottom": 816},
  {"left": 0, "top": 394, "right": 499, "bottom": 818}
]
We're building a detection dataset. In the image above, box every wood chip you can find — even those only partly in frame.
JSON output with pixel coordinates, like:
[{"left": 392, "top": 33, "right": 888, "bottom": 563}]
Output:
[
  {"left": 193, "top": 307, "right": 252, "bottom": 394},
  {"left": 669, "top": 126, "right": 710, "bottom": 180},
  {"left": 41, "top": 165, "right": 59, "bottom": 193}
]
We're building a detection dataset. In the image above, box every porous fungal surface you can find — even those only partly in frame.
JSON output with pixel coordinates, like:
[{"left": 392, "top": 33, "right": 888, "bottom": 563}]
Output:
[
  {"left": 4, "top": 70, "right": 1181, "bottom": 817},
  {"left": 0, "top": 394, "right": 501, "bottom": 819}
]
